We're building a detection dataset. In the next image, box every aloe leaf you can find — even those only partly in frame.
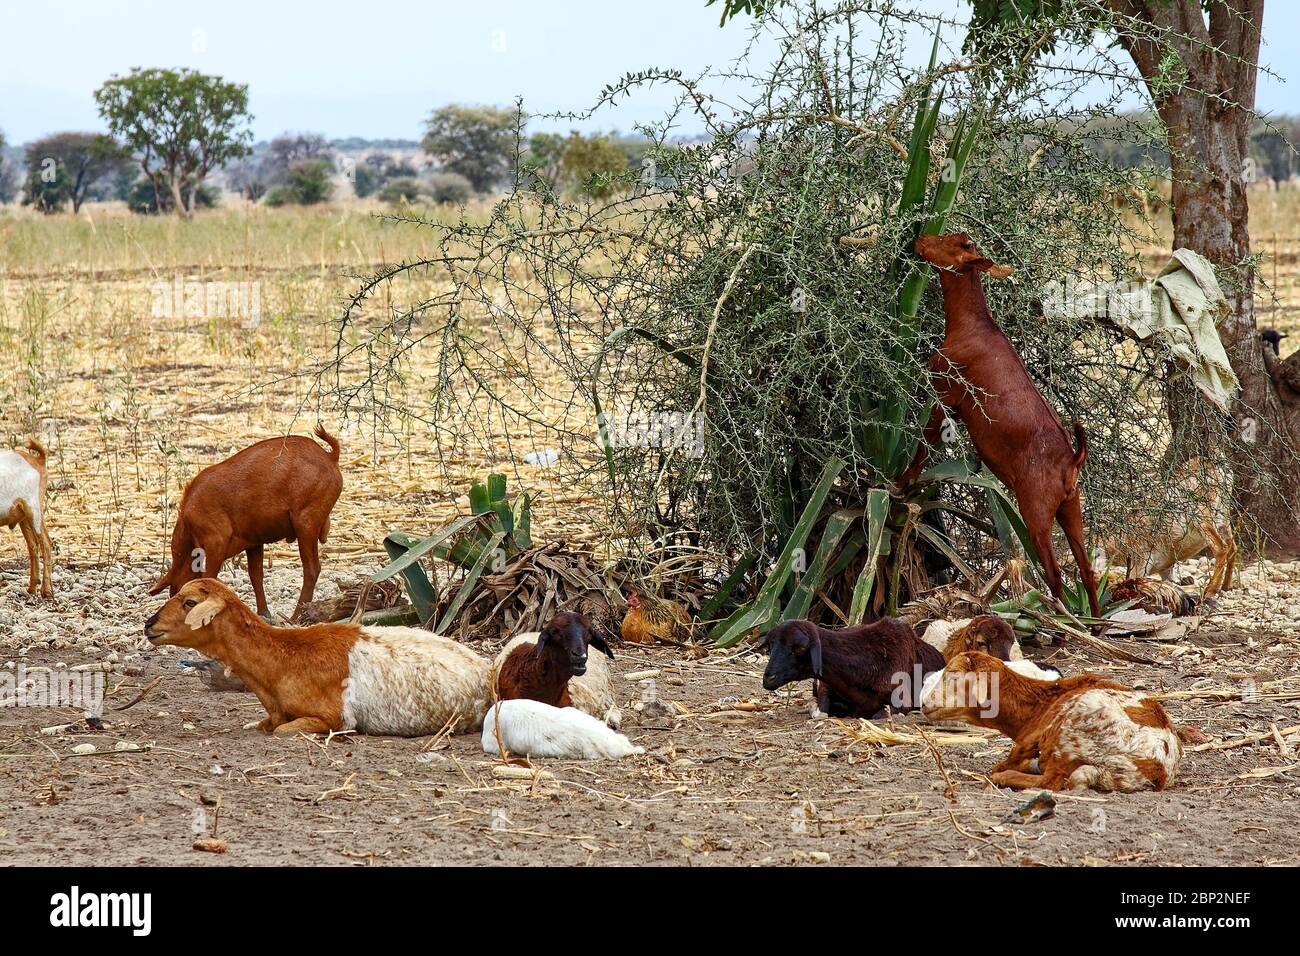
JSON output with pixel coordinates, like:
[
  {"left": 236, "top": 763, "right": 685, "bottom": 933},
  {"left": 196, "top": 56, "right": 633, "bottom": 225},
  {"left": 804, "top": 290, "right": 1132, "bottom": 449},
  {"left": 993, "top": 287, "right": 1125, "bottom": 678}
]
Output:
[
  {"left": 699, "top": 550, "right": 759, "bottom": 621},
  {"left": 912, "top": 521, "right": 979, "bottom": 584},
  {"left": 848, "top": 487, "right": 892, "bottom": 623},
  {"left": 373, "top": 516, "right": 480, "bottom": 581},
  {"left": 712, "top": 456, "right": 847, "bottom": 646},
  {"left": 782, "top": 507, "right": 858, "bottom": 620},
  {"left": 435, "top": 530, "right": 506, "bottom": 634},
  {"left": 512, "top": 493, "right": 532, "bottom": 550},
  {"left": 469, "top": 479, "right": 491, "bottom": 515}
]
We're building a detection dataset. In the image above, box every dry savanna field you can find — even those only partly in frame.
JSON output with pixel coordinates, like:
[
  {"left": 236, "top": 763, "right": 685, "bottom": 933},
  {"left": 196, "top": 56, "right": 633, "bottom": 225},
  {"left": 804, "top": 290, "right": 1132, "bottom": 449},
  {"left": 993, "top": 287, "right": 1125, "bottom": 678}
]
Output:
[{"left": 2, "top": 192, "right": 1300, "bottom": 866}]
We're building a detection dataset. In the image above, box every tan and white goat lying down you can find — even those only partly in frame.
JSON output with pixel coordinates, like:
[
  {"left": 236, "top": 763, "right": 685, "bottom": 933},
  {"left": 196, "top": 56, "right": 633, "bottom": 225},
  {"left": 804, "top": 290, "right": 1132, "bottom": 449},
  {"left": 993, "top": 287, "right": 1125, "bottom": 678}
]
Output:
[
  {"left": 145, "top": 579, "right": 491, "bottom": 736},
  {"left": 921, "top": 651, "right": 1183, "bottom": 793},
  {"left": 0, "top": 439, "right": 53, "bottom": 599}
]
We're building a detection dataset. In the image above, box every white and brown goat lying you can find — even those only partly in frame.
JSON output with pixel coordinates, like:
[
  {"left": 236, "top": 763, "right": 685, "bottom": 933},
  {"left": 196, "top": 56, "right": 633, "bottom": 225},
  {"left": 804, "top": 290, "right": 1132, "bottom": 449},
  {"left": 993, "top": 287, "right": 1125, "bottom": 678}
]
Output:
[
  {"left": 145, "top": 578, "right": 491, "bottom": 736},
  {"left": 920, "top": 651, "right": 1182, "bottom": 792}
]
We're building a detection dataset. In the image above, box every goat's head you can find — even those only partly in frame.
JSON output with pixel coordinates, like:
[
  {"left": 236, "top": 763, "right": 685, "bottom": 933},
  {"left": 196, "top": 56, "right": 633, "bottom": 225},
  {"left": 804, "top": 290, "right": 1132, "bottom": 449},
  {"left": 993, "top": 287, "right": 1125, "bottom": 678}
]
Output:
[
  {"left": 535, "top": 611, "right": 612, "bottom": 677},
  {"left": 144, "top": 578, "right": 240, "bottom": 650},
  {"left": 943, "top": 614, "right": 1020, "bottom": 663},
  {"left": 760, "top": 619, "right": 823, "bottom": 691},
  {"left": 914, "top": 233, "right": 1013, "bottom": 278},
  {"left": 920, "top": 650, "right": 1006, "bottom": 721},
  {"left": 1261, "top": 328, "right": 1287, "bottom": 355}
]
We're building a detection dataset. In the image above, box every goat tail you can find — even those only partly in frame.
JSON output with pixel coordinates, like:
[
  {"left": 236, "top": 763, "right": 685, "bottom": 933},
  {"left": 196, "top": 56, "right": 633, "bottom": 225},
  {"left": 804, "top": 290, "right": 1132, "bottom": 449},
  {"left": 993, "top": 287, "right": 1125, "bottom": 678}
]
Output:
[
  {"left": 24, "top": 438, "right": 48, "bottom": 464},
  {"left": 1070, "top": 421, "right": 1088, "bottom": 472},
  {"left": 314, "top": 425, "right": 340, "bottom": 462}
]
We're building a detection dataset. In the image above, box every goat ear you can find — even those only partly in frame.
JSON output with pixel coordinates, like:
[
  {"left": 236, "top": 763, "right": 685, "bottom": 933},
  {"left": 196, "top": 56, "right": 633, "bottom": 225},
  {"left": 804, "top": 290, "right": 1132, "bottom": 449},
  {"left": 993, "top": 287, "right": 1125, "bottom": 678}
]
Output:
[
  {"left": 809, "top": 634, "right": 823, "bottom": 679},
  {"left": 185, "top": 594, "right": 226, "bottom": 630},
  {"left": 533, "top": 631, "right": 551, "bottom": 659},
  {"left": 971, "top": 257, "right": 1013, "bottom": 278},
  {"left": 589, "top": 634, "right": 615, "bottom": 660}
]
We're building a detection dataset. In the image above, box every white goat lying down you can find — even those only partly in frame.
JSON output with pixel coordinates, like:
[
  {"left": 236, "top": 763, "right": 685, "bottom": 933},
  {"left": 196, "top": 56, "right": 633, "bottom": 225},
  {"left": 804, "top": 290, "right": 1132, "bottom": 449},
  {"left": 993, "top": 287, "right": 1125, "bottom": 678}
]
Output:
[{"left": 481, "top": 699, "right": 643, "bottom": 759}]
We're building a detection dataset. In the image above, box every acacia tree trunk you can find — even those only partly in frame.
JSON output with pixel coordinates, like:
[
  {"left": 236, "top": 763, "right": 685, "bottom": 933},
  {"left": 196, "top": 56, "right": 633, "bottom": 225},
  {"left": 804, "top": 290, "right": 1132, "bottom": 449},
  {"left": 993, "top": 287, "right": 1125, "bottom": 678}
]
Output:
[{"left": 1113, "top": 0, "right": 1300, "bottom": 554}]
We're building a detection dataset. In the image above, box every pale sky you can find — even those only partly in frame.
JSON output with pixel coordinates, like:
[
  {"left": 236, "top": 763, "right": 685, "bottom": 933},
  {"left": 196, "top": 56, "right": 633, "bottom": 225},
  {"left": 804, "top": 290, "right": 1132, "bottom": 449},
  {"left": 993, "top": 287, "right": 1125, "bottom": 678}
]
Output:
[{"left": 1, "top": 0, "right": 1295, "bottom": 145}]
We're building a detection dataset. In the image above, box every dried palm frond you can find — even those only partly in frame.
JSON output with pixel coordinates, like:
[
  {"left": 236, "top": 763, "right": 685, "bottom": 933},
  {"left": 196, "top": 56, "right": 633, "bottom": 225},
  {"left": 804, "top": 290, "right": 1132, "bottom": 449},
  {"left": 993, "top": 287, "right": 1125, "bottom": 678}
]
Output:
[{"left": 300, "top": 578, "right": 404, "bottom": 625}]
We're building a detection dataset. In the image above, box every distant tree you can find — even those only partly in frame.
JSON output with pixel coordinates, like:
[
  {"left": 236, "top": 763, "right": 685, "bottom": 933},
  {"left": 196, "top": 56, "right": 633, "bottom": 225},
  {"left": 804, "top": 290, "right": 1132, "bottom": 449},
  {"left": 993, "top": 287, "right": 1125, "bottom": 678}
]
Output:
[
  {"left": 421, "top": 105, "right": 515, "bottom": 192},
  {"left": 125, "top": 177, "right": 220, "bottom": 214},
  {"left": 264, "top": 133, "right": 332, "bottom": 180},
  {"left": 264, "top": 158, "right": 335, "bottom": 206},
  {"left": 95, "top": 67, "right": 252, "bottom": 218},
  {"left": 0, "top": 131, "right": 20, "bottom": 204},
  {"left": 20, "top": 132, "right": 130, "bottom": 213},
  {"left": 22, "top": 161, "right": 71, "bottom": 213},
  {"left": 378, "top": 177, "right": 424, "bottom": 204},
  {"left": 1251, "top": 119, "right": 1295, "bottom": 186},
  {"left": 353, "top": 162, "right": 381, "bottom": 198},
  {"left": 426, "top": 171, "right": 474, "bottom": 204},
  {"left": 560, "top": 132, "right": 630, "bottom": 199},
  {"left": 522, "top": 132, "right": 567, "bottom": 191},
  {"left": 224, "top": 155, "right": 270, "bottom": 201},
  {"left": 353, "top": 154, "right": 419, "bottom": 198}
]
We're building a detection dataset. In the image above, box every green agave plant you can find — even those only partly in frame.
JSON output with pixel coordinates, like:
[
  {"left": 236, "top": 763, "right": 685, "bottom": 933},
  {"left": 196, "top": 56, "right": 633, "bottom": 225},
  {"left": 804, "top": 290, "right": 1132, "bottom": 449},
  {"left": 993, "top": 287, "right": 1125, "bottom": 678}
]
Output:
[{"left": 372, "top": 473, "right": 532, "bottom": 630}]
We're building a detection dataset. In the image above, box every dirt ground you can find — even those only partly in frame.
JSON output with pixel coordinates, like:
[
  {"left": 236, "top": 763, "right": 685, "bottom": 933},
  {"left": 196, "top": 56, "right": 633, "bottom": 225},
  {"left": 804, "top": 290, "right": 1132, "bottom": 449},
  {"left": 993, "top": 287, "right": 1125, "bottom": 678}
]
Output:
[{"left": 2, "top": 562, "right": 1299, "bottom": 867}]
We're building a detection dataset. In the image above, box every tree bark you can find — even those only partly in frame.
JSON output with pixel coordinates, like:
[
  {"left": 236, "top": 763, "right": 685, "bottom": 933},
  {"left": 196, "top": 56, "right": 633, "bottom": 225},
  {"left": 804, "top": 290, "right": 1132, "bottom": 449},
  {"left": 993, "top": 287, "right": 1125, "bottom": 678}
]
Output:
[{"left": 1112, "top": 0, "right": 1300, "bottom": 554}]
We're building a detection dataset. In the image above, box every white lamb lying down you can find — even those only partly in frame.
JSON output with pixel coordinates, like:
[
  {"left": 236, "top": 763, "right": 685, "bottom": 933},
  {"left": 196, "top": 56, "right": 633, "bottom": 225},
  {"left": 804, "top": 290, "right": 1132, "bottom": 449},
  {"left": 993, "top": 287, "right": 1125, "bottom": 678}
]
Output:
[{"left": 481, "top": 699, "right": 644, "bottom": 759}]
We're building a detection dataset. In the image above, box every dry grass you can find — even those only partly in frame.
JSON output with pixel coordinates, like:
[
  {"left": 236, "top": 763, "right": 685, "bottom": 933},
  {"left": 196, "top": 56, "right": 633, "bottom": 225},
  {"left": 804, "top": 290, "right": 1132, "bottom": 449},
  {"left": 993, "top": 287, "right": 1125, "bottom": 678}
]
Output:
[{"left": 0, "top": 199, "right": 607, "bottom": 579}]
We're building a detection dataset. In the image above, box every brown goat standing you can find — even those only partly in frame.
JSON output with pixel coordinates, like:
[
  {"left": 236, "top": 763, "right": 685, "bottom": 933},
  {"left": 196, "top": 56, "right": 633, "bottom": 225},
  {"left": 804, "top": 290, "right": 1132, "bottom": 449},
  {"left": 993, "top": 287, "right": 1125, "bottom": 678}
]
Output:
[
  {"left": 149, "top": 427, "right": 342, "bottom": 621},
  {"left": 899, "top": 233, "right": 1101, "bottom": 618}
]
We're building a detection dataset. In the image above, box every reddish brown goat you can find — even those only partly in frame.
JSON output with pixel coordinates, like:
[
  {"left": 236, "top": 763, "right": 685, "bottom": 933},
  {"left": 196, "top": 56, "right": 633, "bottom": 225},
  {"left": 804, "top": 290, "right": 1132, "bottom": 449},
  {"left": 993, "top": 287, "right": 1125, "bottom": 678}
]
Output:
[
  {"left": 149, "top": 427, "right": 343, "bottom": 621},
  {"left": 899, "top": 233, "right": 1101, "bottom": 618}
]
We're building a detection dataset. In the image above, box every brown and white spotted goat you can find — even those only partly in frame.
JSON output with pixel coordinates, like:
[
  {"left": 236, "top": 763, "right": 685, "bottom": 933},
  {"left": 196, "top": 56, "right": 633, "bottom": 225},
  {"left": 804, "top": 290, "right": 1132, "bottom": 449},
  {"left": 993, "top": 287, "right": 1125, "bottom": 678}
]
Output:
[{"left": 920, "top": 651, "right": 1183, "bottom": 792}]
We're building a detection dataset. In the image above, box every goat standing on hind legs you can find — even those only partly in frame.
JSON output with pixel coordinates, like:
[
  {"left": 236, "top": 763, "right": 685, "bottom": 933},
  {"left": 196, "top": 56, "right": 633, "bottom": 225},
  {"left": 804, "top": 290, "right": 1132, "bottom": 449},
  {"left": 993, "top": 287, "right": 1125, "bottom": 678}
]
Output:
[{"left": 898, "top": 233, "right": 1101, "bottom": 619}]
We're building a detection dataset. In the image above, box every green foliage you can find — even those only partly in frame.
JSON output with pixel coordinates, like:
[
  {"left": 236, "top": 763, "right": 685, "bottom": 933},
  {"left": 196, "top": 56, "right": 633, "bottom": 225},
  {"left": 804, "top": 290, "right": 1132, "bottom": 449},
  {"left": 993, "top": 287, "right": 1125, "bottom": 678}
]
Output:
[
  {"left": 421, "top": 104, "right": 515, "bottom": 192},
  {"left": 426, "top": 171, "right": 474, "bottom": 204},
  {"left": 95, "top": 67, "right": 252, "bottom": 217},
  {"left": 707, "top": 0, "right": 787, "bottom": 25},
  {"left": 264, "top": 158, "right": 334, "bottom": 206},
  {"left": 371, "top": 473, "right": 532, "bottom": 627},
  {"left": 20, "top": 132, "right": 129, "bottom": 213},
  {"left": 523, "top": 130, "right": 634, "bottom": 198},
  {"left": 22, "top": 163, "right": 71, "bottom": 213},
  {"left": 351, "top": 154, "right": 418, "bottom": 198},
  {"left": 377, "top": 176, "right": 424, "bottom": 204},
  {"left": 560, "top": 132, "right": 631, "bottom": 198},
  {"left": 125, "top": 178, "right": 219, "bottom": 215}
]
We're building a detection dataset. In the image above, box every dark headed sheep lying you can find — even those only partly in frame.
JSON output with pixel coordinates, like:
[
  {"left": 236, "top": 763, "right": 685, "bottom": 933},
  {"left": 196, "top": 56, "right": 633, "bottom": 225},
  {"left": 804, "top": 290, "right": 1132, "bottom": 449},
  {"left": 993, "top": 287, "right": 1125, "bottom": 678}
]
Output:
[{"left": 760, "top": 618, "right": 944, "bottom": 718}]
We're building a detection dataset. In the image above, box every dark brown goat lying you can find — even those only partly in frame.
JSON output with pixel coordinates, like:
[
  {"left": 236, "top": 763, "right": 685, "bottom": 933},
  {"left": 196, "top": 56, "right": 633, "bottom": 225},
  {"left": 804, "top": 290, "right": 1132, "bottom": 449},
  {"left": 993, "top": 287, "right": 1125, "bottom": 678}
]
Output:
[
  {"left": 149, "top": 427, "right": 342, "bottom": 622},
  {"left": 899, "top": 233, "right": 1101, "bottom": 617},
  {"left": 761, "top": 618, "right": 943, "bottom": 718}
]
